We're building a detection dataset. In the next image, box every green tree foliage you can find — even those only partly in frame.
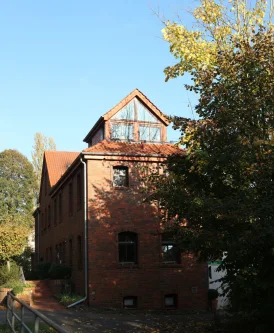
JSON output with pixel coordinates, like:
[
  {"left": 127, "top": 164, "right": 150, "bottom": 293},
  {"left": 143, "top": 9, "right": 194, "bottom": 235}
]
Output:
[
  {"left": 148, "top": 1, "right": 274, "bottom": 330},
  {"left": 31, "top": 132, "right": 56, "bottom": 199},
  {"left": 0, "top": 218, "right": 29, "bottom": 264},
  {"left": 0, "top": 149, "right": 35, "bottom": 225}
]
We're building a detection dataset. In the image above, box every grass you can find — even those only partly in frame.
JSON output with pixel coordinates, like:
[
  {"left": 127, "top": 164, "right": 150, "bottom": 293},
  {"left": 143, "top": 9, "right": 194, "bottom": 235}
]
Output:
[{"left": 59, "top": 293, "right": 83, "bottom": 306}]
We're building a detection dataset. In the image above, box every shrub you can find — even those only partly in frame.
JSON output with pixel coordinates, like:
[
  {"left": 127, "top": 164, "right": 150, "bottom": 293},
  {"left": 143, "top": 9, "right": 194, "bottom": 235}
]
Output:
[
  {"left": 48, "top": 264, "right": 71, "bottom": 280},
  {"left": 62, "top": 279, "right": 74, "bottom": 294},
  {"left": 12, "top": 246, "right": 33, "bottom": 278},
  {"left": 0, "top": 262, "right": 20, "bottom": 286},
  {"left": 11, "top": 282, "right": 24, "bottom": 295},
  {"left": 59, "top": 293, "right": 83, "bottom": 306},
  {"left": 32, "top": 262, "right": 52, "bottom": 280}
]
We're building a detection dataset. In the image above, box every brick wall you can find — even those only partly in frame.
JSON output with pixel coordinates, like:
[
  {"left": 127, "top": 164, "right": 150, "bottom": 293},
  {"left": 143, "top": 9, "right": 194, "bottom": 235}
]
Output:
[
  {"left": 86, "top": 157, "right": 208, "bottom": 309},
  {"left": 38, "top": 164, "right": 85, "bottom": 295},
  {"left": 37, "top": 154, "right": 208, "bottom": 309}
]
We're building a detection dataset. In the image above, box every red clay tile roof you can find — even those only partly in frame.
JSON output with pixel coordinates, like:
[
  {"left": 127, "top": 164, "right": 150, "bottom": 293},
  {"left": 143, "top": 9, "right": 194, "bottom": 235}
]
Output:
[
  {"left": 83, "top": 89, "right": 169, "bottom": 143},
  {"left": 83, "top": 140, "right": 183, "bottom": 156},
  {"left": 44, "top": 151, "right": 79, "bottom": 187}
]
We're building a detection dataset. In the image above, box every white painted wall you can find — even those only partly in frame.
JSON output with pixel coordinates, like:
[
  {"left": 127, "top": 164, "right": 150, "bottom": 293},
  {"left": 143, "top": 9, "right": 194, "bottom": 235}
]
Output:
[{"left": 208, "top": 262, "right": 229, "bottom": 309}]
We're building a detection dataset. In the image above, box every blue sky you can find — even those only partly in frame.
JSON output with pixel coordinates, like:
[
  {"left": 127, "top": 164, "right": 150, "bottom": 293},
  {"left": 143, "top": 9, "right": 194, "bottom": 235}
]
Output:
[{"left": 0, "top": 0, "right": 197, "bottom": 161}]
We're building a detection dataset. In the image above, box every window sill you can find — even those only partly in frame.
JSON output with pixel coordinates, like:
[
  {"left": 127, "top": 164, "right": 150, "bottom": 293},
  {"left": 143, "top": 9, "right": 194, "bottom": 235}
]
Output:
[
  {"left": 118, "top": 263, "right": 140, "bottom": 269},
  {"left": 113, "top": 187, "right": 129, "bottom": 191}
]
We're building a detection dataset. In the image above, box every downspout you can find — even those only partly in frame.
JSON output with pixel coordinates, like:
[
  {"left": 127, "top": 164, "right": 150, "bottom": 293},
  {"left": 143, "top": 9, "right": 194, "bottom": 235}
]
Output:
[{"left": 67, "top": 157, "right": 88, "bottom": 308}]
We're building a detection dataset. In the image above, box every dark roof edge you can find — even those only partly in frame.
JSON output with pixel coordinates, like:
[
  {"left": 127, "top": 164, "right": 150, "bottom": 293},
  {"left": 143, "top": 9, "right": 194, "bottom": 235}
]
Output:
[
  {"left": 83, "top": 151, "right": 180, "bottom": 157},
  {"left": 83, "top": 116, "right": 104, "bottom": 143},
  {"left": 33, "top": 206, "right": 40, "bottom": 217}
]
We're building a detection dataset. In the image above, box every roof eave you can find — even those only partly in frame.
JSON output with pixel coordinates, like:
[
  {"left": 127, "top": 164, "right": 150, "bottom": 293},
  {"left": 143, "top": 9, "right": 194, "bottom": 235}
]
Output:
[{"left": 83, "top": 116, "right": 104, "bottom": 143}]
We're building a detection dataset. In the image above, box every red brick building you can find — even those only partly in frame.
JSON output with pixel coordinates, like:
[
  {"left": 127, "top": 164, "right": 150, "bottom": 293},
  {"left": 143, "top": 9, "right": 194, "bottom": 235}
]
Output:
[{"left": 34, "top": 89, "right": 208, "bottom": 309}]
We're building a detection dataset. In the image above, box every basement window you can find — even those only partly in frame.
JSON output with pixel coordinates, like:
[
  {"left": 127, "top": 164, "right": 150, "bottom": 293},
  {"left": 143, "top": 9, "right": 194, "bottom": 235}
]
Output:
[
  {"left": 164, "top": 294, "right": 177, "bottom": 308},
  {"left": 113, "top": 166, "right": 129, "bottom": 187},
  {"left": 123, "top": 296, "right": 137, "bottom": 308}
]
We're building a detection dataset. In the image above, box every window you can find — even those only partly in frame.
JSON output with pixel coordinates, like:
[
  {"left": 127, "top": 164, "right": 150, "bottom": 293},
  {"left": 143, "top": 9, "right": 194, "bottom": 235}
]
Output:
[
  {"left": 54, "top": 198, "right": 57, "bottom": 225},
  {"left": 58, "top": 192, "right": 62, "bottom": 223},
  {"left": 77, "top": 236, "right": 83, "bottom": 270},
  {"left": 161, "top": 234, "right": 181, "bottom": 264},
  {"left": 113, "top": 102, "right": 134, "bottom": 120},
  {"left": 164, "top": 294, "right": 177, "bottom": 308},
  {"left": 69, "top": 182, "right": 73, "bottom": 216},
  {"left": 136, "top": 99, "right": 160, "bottom": 122},
  {"left": 113, "top": 166, "right": 129, "bottom": 187},
  {"left": 118, "top": 232, "right": 137, "bottom": 264},
  {"left": 111, "top": 123, "right": 133, "bottom": 140},
  {"left": 76, "top": 174, "right": 82, "bottom": 210},
  {"left": 123, "top": 296, "right": 137, "bottom": 308},
  {"left": 139, "top": 125, "right": 160, "bottom": 142}
]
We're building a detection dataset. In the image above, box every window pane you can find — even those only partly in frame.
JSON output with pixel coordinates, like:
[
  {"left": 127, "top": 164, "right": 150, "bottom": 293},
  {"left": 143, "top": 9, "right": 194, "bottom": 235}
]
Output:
[
  {"left": 136, "top": 99, "right": 159, "bottom": 122},
  {"left": 119, "top": 243, "right": 127, "bottom": 262},
  {"left": 124, "top": 299, "right": 134, "bottom": 306},
  {"left": 162, "top": 243, "right": 180, "bottom": 263},
  {"left": 139, "top": 126, "right": 149, "bottom": 141},
  {"left": 111, "top": 123, "right": 133, "bottom": 140},
  {"left": 150, "top": 127, "right": 160, "bottom": 141},
  {"left": 126, "top": 244, "right": 136, "bottom": 262},
  {"left": 123, "top": 296, "right": 137, "bottom": 308},
  {"left": 139, "top": 126, "right": 160, "bottom": 142},
  {"left": 113, "top": 102, "right": 134, "bottom": 120},
  {"left": 118, "top": 232, "right": 137, "bottom": 263},
  {"left": 165, "top": 295, "right": 176, "bottom": 307},
  {"left": 113, "top": 167, "right": 128, "bottom": 187}
]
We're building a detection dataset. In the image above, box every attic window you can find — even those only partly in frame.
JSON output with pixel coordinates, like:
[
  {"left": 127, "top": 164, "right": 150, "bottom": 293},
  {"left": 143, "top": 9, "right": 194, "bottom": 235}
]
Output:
[
  {"left": 112, "top": 102, "right": 134, "bottom": 120},
  {"left": 136, "top": 99, "right": 160, "bottom": 123},
  {"left": 111, "top": 123, "right": 133, "bottom": 141},
  {"left": 139, "top": 126, "right": 160, "bottom": 142}
]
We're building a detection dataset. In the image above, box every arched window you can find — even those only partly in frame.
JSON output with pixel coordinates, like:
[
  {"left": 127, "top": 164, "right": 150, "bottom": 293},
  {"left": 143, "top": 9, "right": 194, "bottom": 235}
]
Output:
[{"left": 118, "top": 232, "right": 137, "bottom": 264}]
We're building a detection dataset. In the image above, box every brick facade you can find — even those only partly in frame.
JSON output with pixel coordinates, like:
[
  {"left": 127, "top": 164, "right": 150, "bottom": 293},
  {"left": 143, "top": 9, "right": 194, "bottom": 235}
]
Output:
[{"left": 35, "top": 89, "right": 208, "bottom": 309}]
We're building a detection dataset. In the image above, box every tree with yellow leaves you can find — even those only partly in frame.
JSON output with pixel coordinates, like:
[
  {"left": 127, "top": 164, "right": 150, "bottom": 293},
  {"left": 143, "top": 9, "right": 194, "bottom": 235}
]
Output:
[{"left": 162, "top": 0, "right": 273, "bottom": 80}]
